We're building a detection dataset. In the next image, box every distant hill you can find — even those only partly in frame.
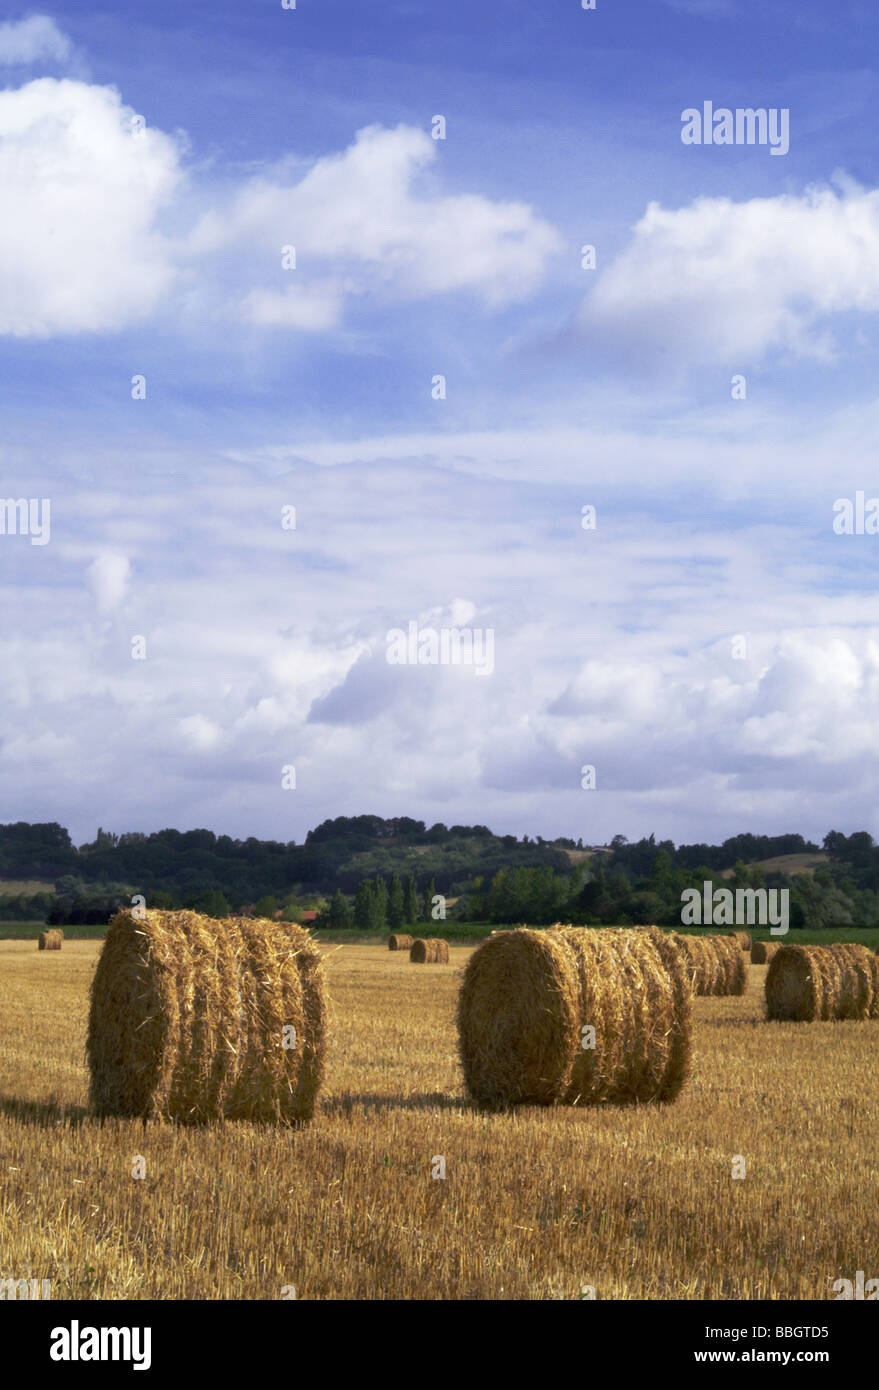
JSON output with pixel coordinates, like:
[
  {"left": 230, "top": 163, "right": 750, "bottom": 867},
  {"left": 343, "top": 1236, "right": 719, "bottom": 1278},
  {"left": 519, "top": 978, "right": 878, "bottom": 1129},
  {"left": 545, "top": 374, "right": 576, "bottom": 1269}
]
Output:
[
  {"left": 0, "top": 816, "right": 574, "bottom": 901},
  {"left": 720, "top": 852, "right": 829, "bottom": 880}
]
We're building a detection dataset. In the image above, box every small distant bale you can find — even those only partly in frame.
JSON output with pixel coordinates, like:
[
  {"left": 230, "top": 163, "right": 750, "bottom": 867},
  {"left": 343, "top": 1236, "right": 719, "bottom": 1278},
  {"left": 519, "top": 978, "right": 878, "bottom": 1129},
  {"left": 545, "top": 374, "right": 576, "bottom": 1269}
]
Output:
[
  {"left": 38, "top": 929, "right": 62, "bottom": 951},
  {"left": 410, "top": 937, "right": 450, "bottom": 964},
  {"left": 388, "top": 933, "right": 414, "bottom": 951},
  {"left": 457, "top": 926, "right": 692, "bottom": 1109},
  {"left": 765, "top": 941, "right": 879, "bottom": 1022},
  {"left": 750, "top": 939, "right": 782, "bottom": 965},
  {"left": 727, "top": 931, "right": 751, "bottom": 951},
  {"left": 87, "top": 908, "right": 328, "bottom": 1124},
  {"left": 672, "top": 933, "right": 746, "bottom": 996}
]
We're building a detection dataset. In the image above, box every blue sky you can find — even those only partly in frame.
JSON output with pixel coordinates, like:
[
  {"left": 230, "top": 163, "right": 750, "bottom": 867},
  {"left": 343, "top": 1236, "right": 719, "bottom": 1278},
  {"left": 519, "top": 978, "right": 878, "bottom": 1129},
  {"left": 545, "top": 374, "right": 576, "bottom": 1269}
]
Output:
[{"left": 2, "top": 2, "right": 879, "bottom": 848}]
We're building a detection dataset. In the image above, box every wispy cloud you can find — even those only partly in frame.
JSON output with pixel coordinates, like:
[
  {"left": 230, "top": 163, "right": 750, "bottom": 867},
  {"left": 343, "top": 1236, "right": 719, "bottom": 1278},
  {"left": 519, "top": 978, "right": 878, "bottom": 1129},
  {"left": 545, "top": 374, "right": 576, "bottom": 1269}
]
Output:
[{"left": 0, "top": 15, "right": 71, "bottom": 66}]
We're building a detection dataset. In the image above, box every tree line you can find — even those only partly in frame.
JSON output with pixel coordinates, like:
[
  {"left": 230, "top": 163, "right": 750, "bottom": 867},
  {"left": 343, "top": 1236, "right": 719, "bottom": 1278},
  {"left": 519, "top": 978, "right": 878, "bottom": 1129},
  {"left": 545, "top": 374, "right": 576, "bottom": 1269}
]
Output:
[
  {"left": 320, "top": 874, "right": 441, "bottom": 931},
  {"left": 5, "top": 818, "right": 879, "bottom": 931}
]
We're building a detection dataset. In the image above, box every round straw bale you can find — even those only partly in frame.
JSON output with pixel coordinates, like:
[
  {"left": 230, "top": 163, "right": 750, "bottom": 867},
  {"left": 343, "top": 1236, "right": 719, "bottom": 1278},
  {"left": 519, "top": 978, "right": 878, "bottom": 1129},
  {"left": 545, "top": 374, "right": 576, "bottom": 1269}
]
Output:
[
  {"left": 87, "top": 908, "right": 328, "bottom": 1124},
  {"left": 713, "top": 935, "right": 747, "bottom": 995},
  {"left": 388, "top": 933, "right": 414, "bottom": 951},
  {"left": 457, "top": 926, "right": 692, "bottom": 1109},
  {"left": 833, "top": 943, "right": 877, "bottom": 1019},
  {"left": 410, "top": 937, "right": 449, "bottom": 963},
  {"left": 698, "top": 936, "right": 720, "bottom": 993},
  {"left": 726, "top": 930, "right": 751, "bottom": 951},
  {"left": 765, "top": 941, "right": 878, "bottom": 1022},
  {"left": 673, "top": 933, "right": 744, "bottom": 995},
  {"left": 38, "top": 928, "right": 62, "bottom": 951},
  {"left": 870, "top": 952, "right": 879, "bottom": 1018},
  {"left": 750, "top": 939, "right": 782, "bottom": 965},
  {"left": 671, "top": 934, "right": 702, "bottom": 992}
]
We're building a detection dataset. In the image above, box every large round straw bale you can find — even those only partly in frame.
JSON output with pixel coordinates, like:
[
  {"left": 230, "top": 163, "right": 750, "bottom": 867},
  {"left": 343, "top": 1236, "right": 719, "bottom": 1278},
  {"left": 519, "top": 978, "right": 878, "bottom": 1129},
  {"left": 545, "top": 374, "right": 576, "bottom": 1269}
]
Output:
[
  {"left": 38, "top": 928, "right": 62, "bottom": 951},
  {"left": 410, "top": 937, "right": 449, "bottom": 963},
  {"left": 765, "top": 941, "right": 878, "bottom": 1021},
  {"left": 87, "top": 908, "right": 328, "bottom": 1124},
  {"left": 457, "top": 926, "right": 692, "bottom": 1109},
  {"left": 388, "top": 933, "right": 414, "bottom": 951},
  {"left": 750, "top": 939, "right": 782, "bottom": 964}
]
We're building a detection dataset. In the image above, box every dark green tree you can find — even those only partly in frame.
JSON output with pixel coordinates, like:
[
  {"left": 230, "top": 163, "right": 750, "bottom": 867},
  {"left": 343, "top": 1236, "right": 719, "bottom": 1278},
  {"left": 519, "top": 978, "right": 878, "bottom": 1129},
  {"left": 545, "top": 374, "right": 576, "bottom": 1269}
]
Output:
[
  {"left": 354, "top": 880, "right": 375, "bottom": 931},
  {"left": 373, "top": 876, "right": 388, "bottom": 929},
  {"left": 403, "top": 873, "right": 419, "bottom": 925},
  {"left": 194, "top": 888, "right": 230, "bottom": 918},
  {"left": 326, "top": 888, "right": 353, "bottom": 931},
  {"left": 421, "top": 878, "right": 436, "bottom": 922},
  {"left": 387, "top": 873, "right": 405, "bottom": 929}
]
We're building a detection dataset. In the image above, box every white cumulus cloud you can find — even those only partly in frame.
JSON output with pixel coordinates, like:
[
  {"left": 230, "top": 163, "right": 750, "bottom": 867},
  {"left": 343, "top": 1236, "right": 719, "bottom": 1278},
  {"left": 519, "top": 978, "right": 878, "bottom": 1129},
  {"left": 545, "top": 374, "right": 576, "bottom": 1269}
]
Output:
[
  {"left": 579, "top": 180, "right": 879, "bottom": 365},
  {"left": 0, "top": 97, "right": 560, "bottom": 338},
  {"left": 188, "top": 123, "right": 564, "bottom": 314},
  {"left": 0, "top": 78, "right": 182, "bottom": 335}
]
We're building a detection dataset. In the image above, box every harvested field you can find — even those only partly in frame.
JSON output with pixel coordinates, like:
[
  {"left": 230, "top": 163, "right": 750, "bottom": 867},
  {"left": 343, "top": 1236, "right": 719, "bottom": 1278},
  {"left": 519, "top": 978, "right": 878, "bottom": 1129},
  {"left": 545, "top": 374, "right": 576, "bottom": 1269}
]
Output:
[{"left": 0, "top": 939, "right": 877, "bottom": 1299}]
